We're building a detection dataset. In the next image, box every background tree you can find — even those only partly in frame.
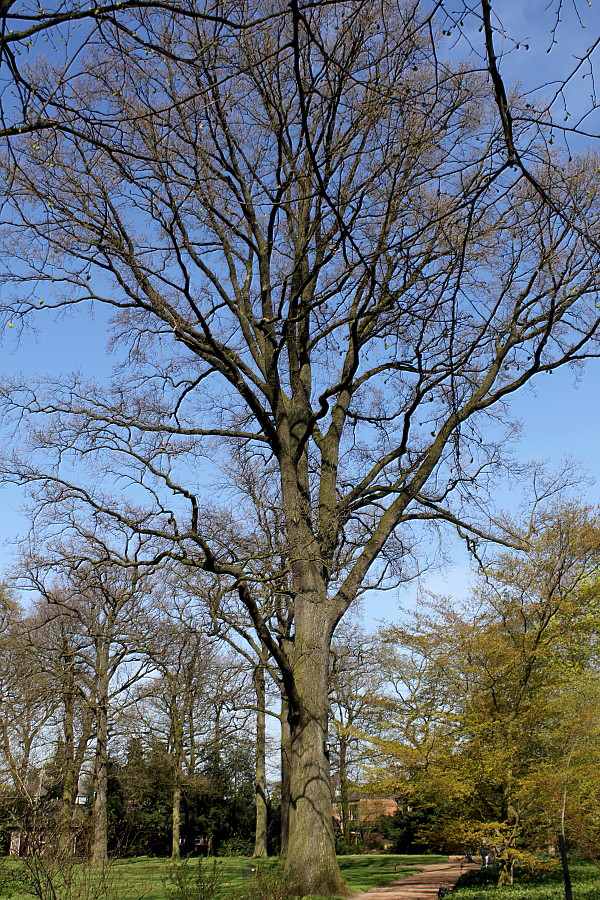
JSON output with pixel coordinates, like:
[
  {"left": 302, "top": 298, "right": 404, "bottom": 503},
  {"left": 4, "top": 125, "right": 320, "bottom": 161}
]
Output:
[
  {"left": 1, "top": 0, "right": 600, "bottom": 893},
  {"left": 24, "top": 598, "right": 96, "bottom": 854},
  {"left": 0, "top": 603, "right": 56, "bottom": 854},
  {"left": 329, "top": 625, "right": 388, "bottom": 848},
  {"left": 19, "top": 535, "right": 156, "bottom": 863},
  {"left": 371, "top": 503, "right": 600, "bottom": 884},
  {"left": 135, "top": 594, "right": 254, "bottom": 859},
  {"left": 138, "top": 613, "right": 215, "bottom": 859}
]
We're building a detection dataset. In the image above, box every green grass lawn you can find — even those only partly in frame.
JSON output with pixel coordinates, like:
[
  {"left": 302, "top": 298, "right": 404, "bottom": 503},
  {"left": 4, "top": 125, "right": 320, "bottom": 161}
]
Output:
[
  {"left": 0, "top": 853, "right": 447, "bottom": 900},
  {"left": 452, "top": 860, "right": 600, "bottom": 900},
  {"left": 4, "top": 852, "right": 597, "bottom": 900},
  {"left": 106, "top": 853, "right": 447, "bottom": 898}
]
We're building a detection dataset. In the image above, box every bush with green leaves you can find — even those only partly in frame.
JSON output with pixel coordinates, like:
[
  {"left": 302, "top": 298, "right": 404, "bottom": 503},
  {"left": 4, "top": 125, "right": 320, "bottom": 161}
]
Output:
[{"left": 217, "top": 837, "right": 255, "bottom": 858}]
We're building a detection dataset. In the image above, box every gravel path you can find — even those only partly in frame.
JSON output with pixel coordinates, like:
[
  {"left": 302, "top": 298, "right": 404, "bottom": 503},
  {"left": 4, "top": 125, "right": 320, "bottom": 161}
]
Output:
[{"left": 354, "top": 857, "right": 481, "bottom": 900}]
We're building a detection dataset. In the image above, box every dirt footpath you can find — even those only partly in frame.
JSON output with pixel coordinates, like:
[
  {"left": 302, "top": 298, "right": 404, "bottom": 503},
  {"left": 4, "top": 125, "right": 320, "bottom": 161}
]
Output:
[{"left": 355, "top": 858, "right": 481, "bottom": 900}]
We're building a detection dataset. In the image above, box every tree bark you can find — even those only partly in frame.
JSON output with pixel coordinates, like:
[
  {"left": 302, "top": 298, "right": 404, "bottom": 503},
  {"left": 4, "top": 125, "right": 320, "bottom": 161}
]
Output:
[
  {"left": 282, "top": 601, "right": 349, "bottom": 897},
  {"left": 497, "top": 855, "right": 515, "bottom": 887},
  {"left": 58, "top": 680, "right": 76, "bottom": 855},
  {"left": 171, "top": 710, "right": 184, "bottom": 860},
  {"left": 558, "top": 833, "right": 573, "bottom": 900},
  {"left": 280, "top": 692, "right": 291, "bottom": 860},
  {"left": 339, "top": 734, "right": 350, "bottom": 843},
  {"left": 253, "top": 661, "right": 268, "bottom": 858},
  {"left": 58, "top": 649, "right": 93, "bottom": 856},
  {"left": 92, "top": 664, "right": 109, "bottom": 863},
  {"left": 172, "top": 782, "right": 181, "bottom": 859}
]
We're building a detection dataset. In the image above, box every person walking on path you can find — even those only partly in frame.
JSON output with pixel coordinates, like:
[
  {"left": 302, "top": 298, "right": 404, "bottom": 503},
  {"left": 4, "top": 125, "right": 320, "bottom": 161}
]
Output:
[{"left": 356, "top": 856, "right": 480, "bottom": 900}]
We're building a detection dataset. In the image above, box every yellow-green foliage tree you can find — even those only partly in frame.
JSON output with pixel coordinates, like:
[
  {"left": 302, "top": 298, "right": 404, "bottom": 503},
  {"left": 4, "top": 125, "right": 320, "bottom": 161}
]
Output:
[{"left": 372, "top": 504, "right": 600, "bottom": 884}]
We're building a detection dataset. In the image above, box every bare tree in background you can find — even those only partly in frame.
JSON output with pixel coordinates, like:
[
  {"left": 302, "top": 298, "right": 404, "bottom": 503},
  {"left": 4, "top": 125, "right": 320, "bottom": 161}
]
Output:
[
  {"left": 19, "top": 537, "right": 156, "bottom": 862},
  {"left": 136, "top": 594, "right": 239, "bottom": 860},
  {"left": 329, "top": 626, "right": 389, "bottom": 846},
  {"left": 191, "top": 463, "right": 294, "bottom": 860},
  {"left": 25, "top": 599, "right": 96, "bottom": 855},
  {"left": 0, "top": 605, "right": 57, "bottom": 856},
  {"left": 1, "top": 0, "right": 600, "bottom": 893}
]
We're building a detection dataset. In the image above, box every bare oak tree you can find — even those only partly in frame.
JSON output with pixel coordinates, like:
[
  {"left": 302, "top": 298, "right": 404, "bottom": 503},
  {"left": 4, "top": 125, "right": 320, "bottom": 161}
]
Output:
[{"left": 1, "top": 0, "right": 600, "bottom": 893}]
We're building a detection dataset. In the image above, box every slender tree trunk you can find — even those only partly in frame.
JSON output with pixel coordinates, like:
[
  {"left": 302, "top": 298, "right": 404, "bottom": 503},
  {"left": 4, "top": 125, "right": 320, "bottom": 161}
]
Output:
[
  {"left": 253, "top": 660, "right": 268, "bottom": 858},
  {"left": 280, "top": 692, "right": 291, "bottom": 860},
  {"left": 188, "top": 709, "right": 196, "bottom": 773},
  {"left": 558, "top": 834, "right": 573, "bottom": 900},
  {"left": 59, "top": 686, "right": 76, "bottom": 855},
  {"left": 559, "top": 749, "right": 574, "bottom": 900},
  {"left": 172, "top": 781, "right": 181, "bottom": 859},
  {"left": 92, "top": 666, "right": 109, "bottom": 863},
  {"left": 171, "top": 710, "right": 184, "bottom": 860},
  {"left": 214, "top": 706, "right": 221, "bottom": 758},
  {"left": 339, "top": 733, "right": 350, "bottom": 843},
  {"left": 497, "top": 855, "right": 515, "bottom": 887},
  {"left": 282, "top": 600, "right": 349, "bottom": 897}
]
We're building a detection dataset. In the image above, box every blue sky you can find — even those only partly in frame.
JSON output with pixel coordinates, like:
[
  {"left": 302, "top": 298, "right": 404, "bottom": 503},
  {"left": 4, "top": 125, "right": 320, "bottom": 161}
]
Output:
[
  {"left": 1, "top": 310, "right": 598, "bottom": 592},
  {"left": 0, "top": 304, "right": 116, "bottom": 569},
  {"left": 365, "top": 356, "right": 600, "bottom": 623}
]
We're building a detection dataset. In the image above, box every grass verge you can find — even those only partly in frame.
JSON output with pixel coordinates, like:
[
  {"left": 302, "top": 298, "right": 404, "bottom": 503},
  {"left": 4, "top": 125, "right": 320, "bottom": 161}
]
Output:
[
  {"left": 0, "top": 853, "right": 447, "bottom": 900},
  {"left": 452, "top": 860, "right": 600, "bottom": 900}
]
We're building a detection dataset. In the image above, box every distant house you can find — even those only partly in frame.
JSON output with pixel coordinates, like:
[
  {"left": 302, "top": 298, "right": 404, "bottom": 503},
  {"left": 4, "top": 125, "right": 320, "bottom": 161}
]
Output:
[{"left": 333, "top": 792, "right": 399, "bottom": 848}]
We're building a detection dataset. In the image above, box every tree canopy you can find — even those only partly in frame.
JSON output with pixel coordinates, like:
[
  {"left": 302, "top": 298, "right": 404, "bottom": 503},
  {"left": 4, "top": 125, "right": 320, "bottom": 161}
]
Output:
[{"left": 370, "top": 504, "right": 600, "bottom": 883}]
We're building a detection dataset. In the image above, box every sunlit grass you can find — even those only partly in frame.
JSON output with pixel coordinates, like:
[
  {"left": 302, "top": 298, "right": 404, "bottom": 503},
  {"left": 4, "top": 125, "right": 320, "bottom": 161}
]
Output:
[
  {"left": 0, "top": 853, "right": 446, "bottom": 899},
  {"left": 452, "top": 860, "right": 600, "bottom": 900},
  {"left": 109, "top": 854, "right": 446, "bottom": 897}
]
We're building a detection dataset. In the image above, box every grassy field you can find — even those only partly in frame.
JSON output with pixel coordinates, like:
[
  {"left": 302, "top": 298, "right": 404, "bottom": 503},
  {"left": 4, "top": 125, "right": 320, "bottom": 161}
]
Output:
[
  {"left": 106, "top": 853, "right": 447, "bottom": 897},
  {"left": 452, "top": 860, "right": 600, "bottom": 900},
  {"left": 3, "top": 855, "right": 598, "bottom": 899},
  {"left": 0, "top": 853, "right": 447, "bottom": 899}
]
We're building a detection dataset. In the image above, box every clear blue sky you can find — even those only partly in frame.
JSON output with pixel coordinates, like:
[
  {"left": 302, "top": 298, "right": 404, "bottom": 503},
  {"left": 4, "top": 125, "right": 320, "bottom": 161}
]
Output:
[
  {"left": 1, "top": 311, "right": 599, "bottom": 582},
  {"left": 365, "top": 358, "right": 600, "bottom": 622}
]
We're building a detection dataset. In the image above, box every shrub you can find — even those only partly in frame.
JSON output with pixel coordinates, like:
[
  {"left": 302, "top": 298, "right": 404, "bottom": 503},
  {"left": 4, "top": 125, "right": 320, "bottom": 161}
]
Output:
[
  {"left": 217, "top": 837, "right": 255, "bottom": 857},
  {"left": 164, "top": 857, "right": 223, "bottom": 900},
  {"left": 230, "top": 866, "right": 300, "bottom": 900}
]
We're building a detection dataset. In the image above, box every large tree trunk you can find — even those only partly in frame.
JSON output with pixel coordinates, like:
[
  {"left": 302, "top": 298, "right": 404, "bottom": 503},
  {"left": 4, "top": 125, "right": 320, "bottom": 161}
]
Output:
[
  {"left": 280, "top": 693, "right": 291, "bottom": 860},
  {"left": 282, "top": 601, "right": 349, "bottom": 897},
  {"left": 253, "top": 661, "right": 268, "bottom": 858}
]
